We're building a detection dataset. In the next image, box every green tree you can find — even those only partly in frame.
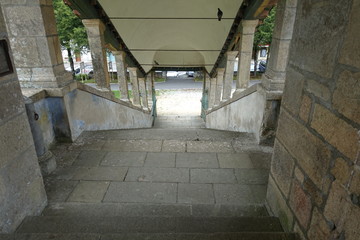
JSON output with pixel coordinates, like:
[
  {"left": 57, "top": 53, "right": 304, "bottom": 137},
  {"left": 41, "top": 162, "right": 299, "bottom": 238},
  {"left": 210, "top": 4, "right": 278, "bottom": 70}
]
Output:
[
  {"left": 53, "top": 0, "right": 88, "bottom": 76},
  {"left": 253, "top": 6, "right": 276, "bottom": 76}
]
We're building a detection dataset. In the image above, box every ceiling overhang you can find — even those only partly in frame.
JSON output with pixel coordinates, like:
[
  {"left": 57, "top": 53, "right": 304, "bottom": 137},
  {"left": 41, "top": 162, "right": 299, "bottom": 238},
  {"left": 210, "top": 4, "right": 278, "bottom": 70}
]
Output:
[{"left": 65, "top": 0, "right": 276, "bottom": 77}]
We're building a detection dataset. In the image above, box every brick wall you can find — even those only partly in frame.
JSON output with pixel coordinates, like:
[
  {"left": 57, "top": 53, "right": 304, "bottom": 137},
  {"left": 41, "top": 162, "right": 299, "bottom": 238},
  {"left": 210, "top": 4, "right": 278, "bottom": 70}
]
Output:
[{"left": 266, "top": 0, "right": 360, "bottom": 239}]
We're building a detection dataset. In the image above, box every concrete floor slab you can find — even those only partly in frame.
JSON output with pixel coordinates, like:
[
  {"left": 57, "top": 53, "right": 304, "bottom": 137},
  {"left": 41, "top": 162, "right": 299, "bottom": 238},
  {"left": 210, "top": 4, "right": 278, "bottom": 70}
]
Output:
[
  {"left": 186, "top": 141, "right": 234, "bottom": 153},
  {"left": 177, "top": 183, "right": 215, "bottom": 204},
  {"left": 217, "top": 153, "right": 253, "bottom": 169},
  {"left": 67, "top": 181, "right": 109, "bottom": 203},
  {"left": 101, "top": 152, "right": 146, "bottom": 167},
  {"left": 161, "top": 140, "right": 186, "bottom": 152},
  {"left": 72, "top": 167, "right": 128, "bottom": 181},
  {"left": 72, "top": 151, "right": 107, "bottom": 167},
  {"left": 125, "top": 167, "right": 189, "bottom": 183},
  {"left": 213, "top": 184, "right": 254, "bottom": 205},
  {"left": 103, "top": 140, "right": 162, "bottom": 152},
  {"left": 190, "top": 169, "right": 237, "bottom": 184},
  {"left": 234, "top": 169, "right": 269, "bottom": 184},
  {"left": 144, "top": 153, "right": 176, "bottom": 168},
  {"left": 104, "top": 182, "right": 177, "bottom": 203},
  {"left": 176, "top": 153, "right": 219, "bottom": 168}
]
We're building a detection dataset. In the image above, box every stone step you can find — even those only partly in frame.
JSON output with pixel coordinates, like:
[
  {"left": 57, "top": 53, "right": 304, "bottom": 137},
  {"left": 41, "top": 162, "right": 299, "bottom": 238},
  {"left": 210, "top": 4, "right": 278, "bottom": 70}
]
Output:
[
  {"left": 1, "top": 232, "right": 298, "bottom": 240},
  {"left": 42, "top": 203, "right": 268, "bottom": 218},
  {"left": 77, "top": 128, "right": 255, "bottom": 142},
  {"left": 17, "top": 216, "right": 283, "bottom": 234}
]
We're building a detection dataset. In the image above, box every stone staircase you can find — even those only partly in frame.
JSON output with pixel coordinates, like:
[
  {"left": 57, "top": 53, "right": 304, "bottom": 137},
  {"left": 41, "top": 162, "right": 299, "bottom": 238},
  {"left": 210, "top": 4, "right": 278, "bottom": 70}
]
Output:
[{"left": 0, "top": 118, "right": 297, "bottom": 239}]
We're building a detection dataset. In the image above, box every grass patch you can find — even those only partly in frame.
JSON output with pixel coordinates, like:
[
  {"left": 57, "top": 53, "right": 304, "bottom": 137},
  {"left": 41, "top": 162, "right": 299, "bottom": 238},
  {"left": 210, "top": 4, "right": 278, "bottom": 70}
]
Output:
[
  {"left": 155, "top": 77, "right": 166, "bottom": 82},
  {"left": 112, "top": 90, "right": 133, "bottom": 99}
]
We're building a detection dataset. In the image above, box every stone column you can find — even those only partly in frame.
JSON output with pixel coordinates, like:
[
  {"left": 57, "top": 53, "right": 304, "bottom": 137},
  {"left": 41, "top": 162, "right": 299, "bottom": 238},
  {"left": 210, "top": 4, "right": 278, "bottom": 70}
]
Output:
[
  {"left": 82, "top": 19, "right": 110, "bottom": 90},
  {"left": 1, "top": 0, "right": 72, "bottom": 88},
  {"left": 0, "top": 6, "right": 47, "bottom": 232},
  {"left": 262, "top": 0, "right": 297, "bottom": 91},
  {"left": 128, "top": 67, "right": 141, "bottom": 106},
  {"left": 214, "top": 68, "right": 225, "bottom": 106},
  {"left": 223, "top": 51, "right": 238, "bottom": 101},
  {"left": 113, "top": 51, "right": 129, "bottom": 101},
  {"left": 204, "top": 73, "right": 211, "bottom": 93},
  {"left": 146, "top": 72, "right": 154, "bottom": 103},
  {"left": 236, "top": 20, "right": 258, "bottom": 90},
  {"left": 138, "top": 77, "right": 149, "bottom": 110},
  {"left": 208, "top": 77, "right": 217, "bottom": 108}
]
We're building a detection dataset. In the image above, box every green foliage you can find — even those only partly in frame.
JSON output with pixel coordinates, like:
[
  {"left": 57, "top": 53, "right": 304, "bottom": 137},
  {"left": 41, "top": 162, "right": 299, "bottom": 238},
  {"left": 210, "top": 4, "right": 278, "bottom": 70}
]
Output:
[
  {"left": 253, "top": 6, "right": 277, "bottom": 51},
  {"left": 53, "top": 0, "right": 88, "bottom": 54}
]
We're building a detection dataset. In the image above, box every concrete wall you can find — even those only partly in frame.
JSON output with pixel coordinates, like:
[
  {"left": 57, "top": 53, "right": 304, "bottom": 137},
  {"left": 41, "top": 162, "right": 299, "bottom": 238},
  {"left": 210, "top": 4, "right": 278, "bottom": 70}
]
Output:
[
  {"left": 206, "top": 87, "right": 266, "bottom": 142},
  {"left": 266, "top": 0, "right": 360, "bottom": 239},
  {"left": 0, "top": 6, "right": 46, "bottom": 233},
  {"left": 64, "top": 89, "right": 153, "bottom": 140}
]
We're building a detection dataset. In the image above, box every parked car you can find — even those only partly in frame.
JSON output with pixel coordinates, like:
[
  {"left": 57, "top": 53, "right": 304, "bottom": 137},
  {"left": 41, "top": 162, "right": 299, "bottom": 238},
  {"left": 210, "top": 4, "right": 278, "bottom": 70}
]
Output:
[{"left": 258, "top": 60, "right": 266, "bottom": 73}]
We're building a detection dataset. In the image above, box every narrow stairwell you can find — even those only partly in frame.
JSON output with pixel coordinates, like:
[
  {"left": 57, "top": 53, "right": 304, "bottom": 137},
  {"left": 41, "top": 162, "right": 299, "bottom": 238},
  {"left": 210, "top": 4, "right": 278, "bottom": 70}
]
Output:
[{"left": 2, "top": 118, "right": 296, "bottom": 239}]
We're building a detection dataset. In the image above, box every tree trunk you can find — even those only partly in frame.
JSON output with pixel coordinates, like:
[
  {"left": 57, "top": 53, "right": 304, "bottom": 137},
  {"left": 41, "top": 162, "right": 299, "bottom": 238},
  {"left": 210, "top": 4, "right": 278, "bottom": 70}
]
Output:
[{"left": 67, "top": 48, "right": 75, "bottom": 77}]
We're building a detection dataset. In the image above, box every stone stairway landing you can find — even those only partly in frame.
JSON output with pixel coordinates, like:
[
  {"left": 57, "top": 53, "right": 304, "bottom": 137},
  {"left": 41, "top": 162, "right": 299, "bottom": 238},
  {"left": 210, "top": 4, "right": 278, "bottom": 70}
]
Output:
[{"left": 1, "top": 127, "right": 296, "bottom": 239}]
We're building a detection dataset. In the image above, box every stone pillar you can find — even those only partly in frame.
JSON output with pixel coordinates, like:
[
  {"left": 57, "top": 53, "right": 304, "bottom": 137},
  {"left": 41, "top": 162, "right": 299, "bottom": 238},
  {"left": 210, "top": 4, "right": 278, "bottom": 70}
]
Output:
[
  {"left": 262, "top": 0, "right": 297, "bottom": 91},
  {"left": 214, "top": 68, "right": 225, "bottom": 106},
  {"left": 1, "top": 0, "right": 72, "bottom": 88},
  {"left": 236, "top": 20, "right": 258, "bottom": 90},
  {"left": 208, "top": 77, "right": 217, "bottom": 108},
  {"left": 205, "top": 73, "right": 211, "bottom": 93},
  {"left": 113, "top": 51, "right": 129, "bottom": 101},
  {"left": 0, "top": 6, "right": 47, "bottom": 232},
  {"left": 146, "top": 72, "right": 154, "bottom": 103},
  {"left": 223, "top": 51, "right": 237, "bottom": 101},
  {"left": 82, "top": 19, "right": 110, "bottom": 90},
  {"left": 138, "top": 77, "right": 149, "bottom": 110},
  {"left": 128, "top": 67, "right": 141, "bottom": 106}
]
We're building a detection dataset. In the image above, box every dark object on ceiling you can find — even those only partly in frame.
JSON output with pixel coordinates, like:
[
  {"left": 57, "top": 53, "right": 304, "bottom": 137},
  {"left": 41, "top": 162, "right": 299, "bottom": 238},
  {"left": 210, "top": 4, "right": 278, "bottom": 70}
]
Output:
[{"left": 217, "top": 8, "right": 223, "bottom": 21}]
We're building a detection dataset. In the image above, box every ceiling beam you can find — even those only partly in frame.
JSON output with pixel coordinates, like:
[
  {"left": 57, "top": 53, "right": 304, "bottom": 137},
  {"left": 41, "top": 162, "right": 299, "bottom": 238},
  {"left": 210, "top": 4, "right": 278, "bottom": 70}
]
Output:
[{"left": 66, "top": 0, "right": 146, "bottom": 76}]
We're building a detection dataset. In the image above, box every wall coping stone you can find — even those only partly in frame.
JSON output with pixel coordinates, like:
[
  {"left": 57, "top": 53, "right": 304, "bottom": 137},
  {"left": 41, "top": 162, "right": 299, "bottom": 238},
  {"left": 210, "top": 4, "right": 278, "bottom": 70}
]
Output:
[{"left": 206, "top": 83, "right": 283, "bottom": 115}]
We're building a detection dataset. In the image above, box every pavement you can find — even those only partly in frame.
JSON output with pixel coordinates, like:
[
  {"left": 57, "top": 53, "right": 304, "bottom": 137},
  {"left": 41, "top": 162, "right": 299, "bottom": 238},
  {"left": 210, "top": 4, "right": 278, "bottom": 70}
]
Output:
[{"left": 47, "top": 117, "right": 273, "bottom": 208}]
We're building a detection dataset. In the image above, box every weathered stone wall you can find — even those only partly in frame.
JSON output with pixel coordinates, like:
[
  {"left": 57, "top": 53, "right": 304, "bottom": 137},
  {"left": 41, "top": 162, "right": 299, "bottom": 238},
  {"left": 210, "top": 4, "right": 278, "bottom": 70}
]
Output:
[
  {"left": 0, "top": 0, "right": 72, "bottom": 88},
  {"left": 266, "top": 0, "right": 360, "bottom": 239},
  {"left": 206, "top": 86, "right": 266, "bottom": 142},
  {"left": 64, "top": 89, "right": 153, "bottom": 140},
  {"left": 0, "top": 6, "right": 47, "bottom": 233}
]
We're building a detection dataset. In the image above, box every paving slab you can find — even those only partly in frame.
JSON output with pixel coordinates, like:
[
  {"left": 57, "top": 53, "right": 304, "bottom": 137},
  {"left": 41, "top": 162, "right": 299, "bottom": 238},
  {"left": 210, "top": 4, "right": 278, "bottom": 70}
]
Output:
[
  {"left": 72, "top": 167, "right": 128, "bottom": 181},
  {"left": 125, "top": 167, "right": 189, "bottom": 183},
  {"left": 75, "top": 140, "right": 106, "bottom": 151},
  {"left": 251, "top": 185, "right": 267, "bottom": 204},
  {"left": 144, "top": 153, "right": 176, "bottom": 167},
  {"left": 187, "top": 141, "right": 234, "bottom": 153},
  {"left": 190, "top": 169, "right": 237, "bottom": 184},
  {"left": 190, "top": 204, "right": 268, "bottom": 217},
  {"left": 213, "top": 184, "right": 254, "bottom": 205},
  {"left": 67, "top": 181, "right": 110, "bottom": 203},
  {"left": 217, "top": 153, "right": 253, "bottom": 169},
  {"left": 72, "top": 151, "right": 107, "bottom": 167},
  {"left": 177, "top": 183, "right": 215, "bottom": 204},
  {"left": 235, "top": 169, "right": 269, "bottom": 184},
  {"left": 101, "top": 152, "right": 146, "bottom": 167},
  {"left": 45, "top": 180, "right": 78, "bottom": 203},
  {"left": 102, "top": 140, "right": 162, "bottom": 152},
  {"left": 161, "top": 140, "right": 186, "bottom": 152},
  {"left": 43, "top": 203, "right": 191, "bottom": 217},
  {"left": 176, "top": 153, "right": 219, "bottom": 168},
  {"left": 104, "top": 182, "right": 177, "bottom": 203},
  {"left": 249, "top": 152, "right": 272, "bottom": 169}
]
